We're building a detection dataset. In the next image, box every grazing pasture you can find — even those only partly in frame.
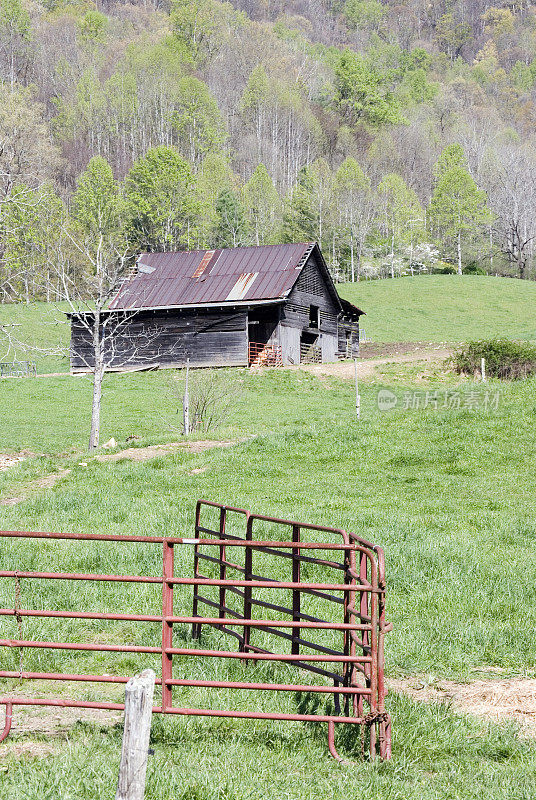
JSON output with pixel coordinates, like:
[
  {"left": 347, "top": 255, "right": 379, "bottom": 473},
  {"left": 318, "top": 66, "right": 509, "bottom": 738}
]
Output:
[
  {"left": 1, "top": 298, "right": 536, "bottom": 798},
  {"left": 1, "top": 366, "right": 536, "bottom": 797},
  {"left": 339, "top": 275, "right": 536, "bottom": 343}
]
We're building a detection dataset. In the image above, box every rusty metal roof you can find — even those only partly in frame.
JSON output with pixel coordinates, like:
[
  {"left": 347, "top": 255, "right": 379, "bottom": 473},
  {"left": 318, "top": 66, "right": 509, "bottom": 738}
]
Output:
[{"left": 109, "top": 243, "right": 316, "bottom": 310}]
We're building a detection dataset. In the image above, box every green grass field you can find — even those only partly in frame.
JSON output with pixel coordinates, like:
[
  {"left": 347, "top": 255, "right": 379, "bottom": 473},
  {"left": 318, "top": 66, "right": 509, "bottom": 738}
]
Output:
[
  {"left": 1, "top": 294, "right": 536, "bottom": 798},
  {"left": 1, "top": 357, "right": 536, "bottom": 798},
  {"left": 339, "top": 275, "right": 536, "bottom": 342}
]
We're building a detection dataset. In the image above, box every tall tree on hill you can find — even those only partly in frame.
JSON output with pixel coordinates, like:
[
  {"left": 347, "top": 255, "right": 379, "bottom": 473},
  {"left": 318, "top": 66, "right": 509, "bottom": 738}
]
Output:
[
  {"left": 0, "top": 0, "right": 32, "bottom": 89},
  {"left": 378, "top": 173, "right": 424, "bottom": 278},
  {"left": 171, "top": 76, "right": 227, "bottom": 164},
  {"left": 334, "top": 157, "right": 373, "bottom": 281},
  {"left": 212, "top": 188, "right": 248, "bottom": 248},
  {"left": 243, "top": 164, "right": 281, "bottom": 246},
  {"left": 333, "top": 49, "right": 402, "bottom": 126},
  {"left": 429, "top": 146, "right": 491, "bottom": 275},
  {"left": 124, "top": 146, "right": 200, "bottom": 251},
  {"left": 282, "top": 166, "right": 319, "bottom": 245}
]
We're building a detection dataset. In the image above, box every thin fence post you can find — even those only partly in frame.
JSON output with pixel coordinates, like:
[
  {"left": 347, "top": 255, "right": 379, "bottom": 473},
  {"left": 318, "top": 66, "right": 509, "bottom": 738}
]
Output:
[
  {"left": 481, "top": 357, "right": 486, "bottom": 382},
  {"left": 183, "top": 359, "right": 190, "bottom": 435},
  {"left": 354, "top": 359, "right": 360, "bottom": 420},
  {"left": 115, "top": 669, "right": 156, "bottom": 800}
]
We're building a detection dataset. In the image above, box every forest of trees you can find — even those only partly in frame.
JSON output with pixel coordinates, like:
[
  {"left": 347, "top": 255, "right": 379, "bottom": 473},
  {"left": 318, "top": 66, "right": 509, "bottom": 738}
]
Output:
[{"left": 2, "top": 0, "right": 536, "bottom": 303}]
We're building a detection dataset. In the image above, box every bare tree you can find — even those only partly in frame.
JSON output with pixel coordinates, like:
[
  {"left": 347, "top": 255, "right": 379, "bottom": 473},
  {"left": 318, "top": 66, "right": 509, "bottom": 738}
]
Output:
[
  {"left": 49, "top": 229, "right": 187, "bottom": 451},
  {"left": 482, "top": 144, "right": 536, "bottom": 279}
]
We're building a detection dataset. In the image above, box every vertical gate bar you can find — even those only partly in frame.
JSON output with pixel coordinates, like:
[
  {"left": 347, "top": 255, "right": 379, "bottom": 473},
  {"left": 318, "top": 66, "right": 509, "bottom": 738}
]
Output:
[
  {"left": 341, "top": 544, "right": 353, "bottom": 717},
  {"left": 291, "top": 525, "right": 301, "bottom": 655},
  {"left": 192, "top": 502, "right": 202, "bottom": 639},
  {"left": 241, "top": 514, "right": 253, "bottom": 653},
  {"left": 368, "top": 556, "right": 380, "bottom": 758},
  {"left": 162, "top": 540, "right": 174, "bottom": 712},
  {"left": 348, "top": 547, "right": 359, "bottom": 718},
  {"left": 360, "top": 552, "right": 370, "bottom": 683},
  {"left": 218, "top": 507, "right": 227, "bottom": 631},
  {"left": 376, "top": 547, "right": 389, "bottom": 759}
]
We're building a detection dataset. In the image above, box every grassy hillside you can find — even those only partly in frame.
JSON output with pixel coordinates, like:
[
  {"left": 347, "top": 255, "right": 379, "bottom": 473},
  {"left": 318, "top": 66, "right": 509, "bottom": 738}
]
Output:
[
  {"left": 339, "top": 276, "right": 536, "bottom": 343},
  {"left": 1, "top": 363, "right": 536, "bottom": 798}
]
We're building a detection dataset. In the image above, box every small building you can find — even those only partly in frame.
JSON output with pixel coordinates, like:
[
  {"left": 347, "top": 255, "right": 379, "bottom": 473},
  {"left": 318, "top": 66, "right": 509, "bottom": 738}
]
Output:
[{"left": 69, "top": 242, "right": 364, "bottom": 371}]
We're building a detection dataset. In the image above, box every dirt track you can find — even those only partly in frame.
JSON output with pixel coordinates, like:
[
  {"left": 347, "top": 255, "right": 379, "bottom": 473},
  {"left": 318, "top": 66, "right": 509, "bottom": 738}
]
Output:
[{"left": 295, "top": 344, "right": 453, "bottom": 380}]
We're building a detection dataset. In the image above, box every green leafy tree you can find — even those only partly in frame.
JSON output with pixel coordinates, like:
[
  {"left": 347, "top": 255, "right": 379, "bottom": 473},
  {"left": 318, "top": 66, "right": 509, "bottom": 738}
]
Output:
[
  {"left": 196, "top": 152, "right": 235, "bottom": 246},
  {"left": 282, "top": 166, "right": 320, "bottom": 245},
  {"left": 435, "top": 12, "right": 473, "bottom": 60},
  {"left": 243, "top": 164, "right": 281, "bottom": 245},
  {"left": 77, "top": 10, "right": 108, "bottom": 53},
  {"left": 1, "top": 183, "right": 67, "bottom": 302},
  {"left": 212, "top": 188, "right": 248, "bottom": 247},
  {"left": 433, "top": 143, "right": 467, "bottom": 179},
  {"left": 73, "top": 156, "right": 121, "bottom": 240},
  {"left": 334, "top": 49, "right": 402, "bottom": 126},
  {"left": 124, "top": 146, "right": 200, "bottom": 251},
  {"left": 378, "top": 173, "right": 425, "bottom": 278},
  {"left": 172, "top": 76, "right": 226, "bottom": 163},
  {"left": 429, "top": 148, "right": 492, "bottom": 275},
  {"left": 344, "top": 0, "right": 386, "bottom": 30}
]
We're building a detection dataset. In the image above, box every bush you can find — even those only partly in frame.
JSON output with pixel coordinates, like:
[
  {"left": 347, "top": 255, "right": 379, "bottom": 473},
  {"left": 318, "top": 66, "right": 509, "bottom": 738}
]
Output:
[
  {"left": 431, "top": 261, "right": 457, "bottom": 274},
  {"left": 451, "top": 338, "right": 536, "bottom": 380},
  {"left": 463, "top": 262, "right": 487, "bottom": 275}
]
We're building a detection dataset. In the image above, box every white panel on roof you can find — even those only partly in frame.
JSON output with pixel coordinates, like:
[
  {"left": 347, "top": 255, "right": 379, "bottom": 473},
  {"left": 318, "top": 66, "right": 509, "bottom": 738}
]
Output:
[{"left": 226, "top": 272, "right": 258, "bottom": 301}]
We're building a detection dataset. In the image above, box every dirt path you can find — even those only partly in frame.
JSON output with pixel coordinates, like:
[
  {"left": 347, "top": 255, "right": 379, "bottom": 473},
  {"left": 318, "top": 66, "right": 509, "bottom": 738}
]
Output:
[
  {"left": 295, "top": 345, "right": 453, "bottom": 380},
  {"left": 0, "top": 440, "right": 239, "bottom": 506},
  {"left": 94, "top": 439, "right": 237, "bottom": 463},
  {"left": 390, "top": 676, "right": 536, "bottom": 737}
]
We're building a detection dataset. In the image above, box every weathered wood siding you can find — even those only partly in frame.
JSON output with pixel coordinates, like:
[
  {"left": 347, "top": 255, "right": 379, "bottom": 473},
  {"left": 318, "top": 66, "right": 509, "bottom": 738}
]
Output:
[
  {"left": 279, "top": 252, "right": 341, "bottom": 363},
  {"left": 338, "top": 320, "right": 360, "bottom": 358},
  {"left": 70, "top": 308, "right": 248, "bottom": 371}
]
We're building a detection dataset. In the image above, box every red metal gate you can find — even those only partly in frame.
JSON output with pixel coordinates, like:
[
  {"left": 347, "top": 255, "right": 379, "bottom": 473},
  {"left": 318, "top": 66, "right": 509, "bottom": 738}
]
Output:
[{"left": 0, "top": 500, "right": 390, "bottom": 761}]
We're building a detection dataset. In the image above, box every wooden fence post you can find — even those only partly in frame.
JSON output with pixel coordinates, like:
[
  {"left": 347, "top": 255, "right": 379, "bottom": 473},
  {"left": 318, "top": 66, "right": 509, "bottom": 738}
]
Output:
[{"left": 116, "top": 669, "right": 156, "bottom": 800}]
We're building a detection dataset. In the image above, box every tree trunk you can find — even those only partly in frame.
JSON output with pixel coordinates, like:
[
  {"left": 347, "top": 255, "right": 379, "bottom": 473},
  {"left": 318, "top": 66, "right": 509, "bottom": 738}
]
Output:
[
  {"left": 89, "top": 363, "right": 104, "bottom": 451},
  {"left": 457, "top": 229, "right": 462, "bottom": 275},
  {"left": 89, "top": 311, "right": 104, "bottom": 451}
]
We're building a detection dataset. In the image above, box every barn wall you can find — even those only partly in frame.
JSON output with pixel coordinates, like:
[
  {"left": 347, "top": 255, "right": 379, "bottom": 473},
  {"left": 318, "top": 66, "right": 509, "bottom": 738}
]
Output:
[
  {"left": 279, "top": 253, "right": 341, "bottom": 363},
  {"left": 70, "top": 308, "right": 248, "bottom": 371},
  {"left": 279, "top": 325, "right": 300, "bottom": 365},
  {"left": 321, "top": 333, "right": 338, "bottom": 361},
  {"left": 338, "top": 320, "right": 360, "bottom": 358}
]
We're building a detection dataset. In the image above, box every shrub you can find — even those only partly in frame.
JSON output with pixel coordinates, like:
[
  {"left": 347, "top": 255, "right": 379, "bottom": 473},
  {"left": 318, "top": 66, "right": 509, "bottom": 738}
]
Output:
[
  {"left": 451, "top": 338, "right": 536, "bottom": 380},
  {"left": 463, "top": 262, "right": 487, "bottom": 275}
]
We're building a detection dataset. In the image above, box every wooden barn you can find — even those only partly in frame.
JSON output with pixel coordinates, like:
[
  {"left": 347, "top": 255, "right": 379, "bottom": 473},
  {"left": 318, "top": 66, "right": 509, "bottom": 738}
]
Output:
[{"left": 69, "top": 242, "right": 364, "bottom": 371}]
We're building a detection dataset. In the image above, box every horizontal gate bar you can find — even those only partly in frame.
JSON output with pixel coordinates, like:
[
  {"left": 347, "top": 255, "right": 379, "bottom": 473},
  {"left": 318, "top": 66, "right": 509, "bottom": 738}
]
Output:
[
  {"left": 167, "top": 578, "right": 372, "bottom": 590},
  {"left": 0, "top": 640, "right": 371, "bottom": 662},
  {"left": 164, "top": 648, "right": 371, "bottom": 662},
  {"left": 0, "top": 572, "right": 375, "bottom": 591},
  {"left": 0, "top": 671, "right": 162, "bottom": 684},
  {"left": 165, "top": 679, "right": 371, "bottom": 694},
  {"left": 0, "top": 671, "right": 370, "bottom": 694},
  {"left": 0, "top": 639, "right": 160, "bottom": 653},
  {"left": 0, "top": 609, "right": 372, "bottom": 630},
  {"left": 0, "top": 571, "right": 162, "bottom": 583},
  {"left": 0, "top": 530, "right": 375, "bottom": 553},
  {"left": 0, "top": 697, "right": 375, "bottom": 725}
]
